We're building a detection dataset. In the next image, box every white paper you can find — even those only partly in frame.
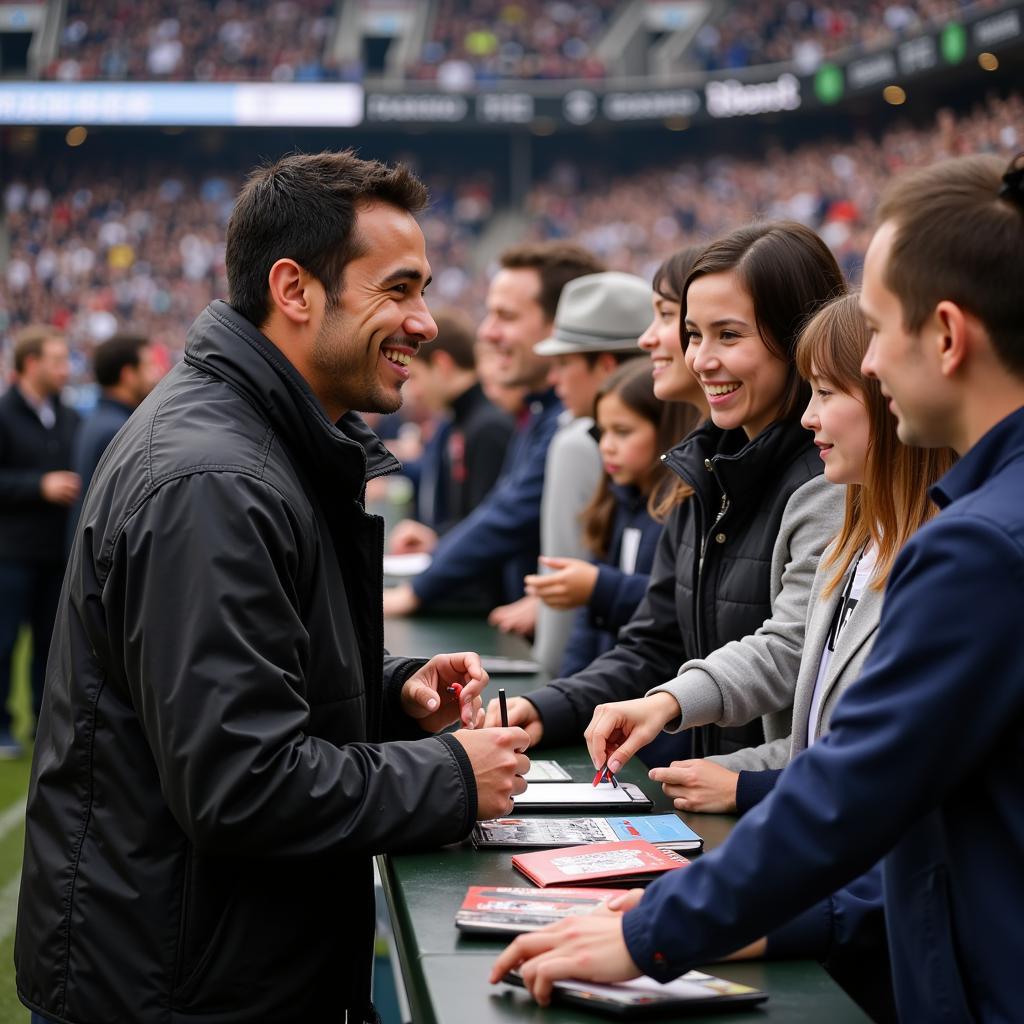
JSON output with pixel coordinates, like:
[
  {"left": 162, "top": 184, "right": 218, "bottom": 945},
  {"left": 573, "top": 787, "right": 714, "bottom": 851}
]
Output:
[
  {"left": 512, "top": 782, "right": 638, "bottom": 805},
  {"left": 382, "top": 552, "right": 432, "bottom": 577}
]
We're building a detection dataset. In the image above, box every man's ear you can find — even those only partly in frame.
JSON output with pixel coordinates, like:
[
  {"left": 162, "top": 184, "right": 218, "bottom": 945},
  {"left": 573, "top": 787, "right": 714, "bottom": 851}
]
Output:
[
  {"left": 933, "top": 300, "right": 969, "bottom": 379},
  {"left": 267, "top": 259, "right": 315, "bottom": 326},
  {"left": 596, "top": 352, "right": 620, "bottom": 375}
]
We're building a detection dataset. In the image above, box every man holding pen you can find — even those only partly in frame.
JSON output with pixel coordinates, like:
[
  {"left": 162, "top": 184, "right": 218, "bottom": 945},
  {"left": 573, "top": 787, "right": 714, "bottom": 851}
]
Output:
[{"left": 16, "top": 151, "right": 531, "bottom": 1024}]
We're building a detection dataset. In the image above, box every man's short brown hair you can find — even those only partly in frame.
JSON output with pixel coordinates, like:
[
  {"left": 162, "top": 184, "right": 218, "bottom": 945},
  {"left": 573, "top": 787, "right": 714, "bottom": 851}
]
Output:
[
  {"left": 877, "top": 153, "right": 1024, "bottom": 377},
  {"left": 14, "top": 324, "right": 65, "bottom": 374},
  {"left": 499, "top": 242, "right": 604, "bottom": 322}
]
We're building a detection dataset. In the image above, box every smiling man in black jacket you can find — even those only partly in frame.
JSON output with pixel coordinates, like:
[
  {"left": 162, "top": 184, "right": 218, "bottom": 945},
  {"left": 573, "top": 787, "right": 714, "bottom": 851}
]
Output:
[{"left": 15, "top": 151, "right": 530, "bottom": 1024}]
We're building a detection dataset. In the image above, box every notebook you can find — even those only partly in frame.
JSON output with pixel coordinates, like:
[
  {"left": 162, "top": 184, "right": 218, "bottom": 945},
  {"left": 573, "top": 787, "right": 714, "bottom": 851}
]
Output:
[
  {"left": 472, "top": 814, "right": 703, "bottom": 853},
  {"left": 522, "top": 760, "right": 572, "bottom": 783},
  {"left": 512, "top": 839, "right": 687, "bottom": 888}
]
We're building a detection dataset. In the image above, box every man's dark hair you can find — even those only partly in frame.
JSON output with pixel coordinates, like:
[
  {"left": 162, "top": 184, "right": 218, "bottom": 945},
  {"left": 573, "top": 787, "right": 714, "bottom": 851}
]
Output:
[
  {"left": 499, "top": 242, "right": 605, "bottom": 322},
  {"left": 14, "top": 324, "right": 64, "bottom": 374},
  {"left": 93, "top": 333, "right": 149, "bottom": 388},
  {"left": 226, "top": 150, "right": 429, "bottom": 328},
  {"left": 426, "top": 308, "right": 477, "bottom": 370},
  {"left": 877, "top": 153, "right": 1024, "bottom": 378}
]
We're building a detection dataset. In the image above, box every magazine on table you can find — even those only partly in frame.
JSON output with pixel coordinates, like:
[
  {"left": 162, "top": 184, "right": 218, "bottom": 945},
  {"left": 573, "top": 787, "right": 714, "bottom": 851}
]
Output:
[
  {"left": 473, "top": 814, "right": 703, "bottom": 853},
  {"left": 455, "top": 885, "right": 628, "bottom": 936}
]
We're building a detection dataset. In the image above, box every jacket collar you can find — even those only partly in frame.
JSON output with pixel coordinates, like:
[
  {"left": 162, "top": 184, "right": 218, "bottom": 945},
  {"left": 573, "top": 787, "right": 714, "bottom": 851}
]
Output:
[
  {"left": 930, "top": 406, "right": 1024, "bottom": 510},
  {"left": 183, "top": 301, "right": 400, "bottom": 498},
  {"left": 663, "top": 417, "right": 815, "bottom": 504}
]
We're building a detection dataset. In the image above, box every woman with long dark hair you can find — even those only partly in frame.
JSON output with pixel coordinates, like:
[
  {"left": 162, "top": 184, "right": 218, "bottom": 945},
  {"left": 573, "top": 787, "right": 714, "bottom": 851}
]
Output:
[{"left": 489, "top": 221, "right": 846, "bottom": 762}]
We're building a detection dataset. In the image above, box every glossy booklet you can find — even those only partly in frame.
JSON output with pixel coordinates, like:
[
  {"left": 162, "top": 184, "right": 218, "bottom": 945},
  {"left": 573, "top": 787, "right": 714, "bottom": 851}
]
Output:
[
  {"left": 455, "top": 885, "right": 628, "bottom": 936},
  {"left": 512, "top": 839, "right": 688, "bottom": 888},
  {"left": 473, "top": 814, "right": 703, "bottom": 853}
]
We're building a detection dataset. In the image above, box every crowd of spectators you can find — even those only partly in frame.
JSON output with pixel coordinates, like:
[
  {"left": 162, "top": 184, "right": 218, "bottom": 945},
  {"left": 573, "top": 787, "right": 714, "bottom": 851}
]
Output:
[
  {"left": 38, "top": 0, "right": 1015, "bottom": 85},
  {"left": 689, "top": 0, "right": 1002, "bottom": 72},
  {"left": 2, "top": 92, "right": 1019, "bottom": 388},
  {"left": 45, "top": 0, "right": 340, "bottom": 82},
  {"left": 521, "top": 91, "right": 1021, "bottom": 285},
  {"left": 2, "top": 159, "right": 492, "bottom": 389},
  {"left": 410, "top": 0, "right": 619, "bottom": 85}
]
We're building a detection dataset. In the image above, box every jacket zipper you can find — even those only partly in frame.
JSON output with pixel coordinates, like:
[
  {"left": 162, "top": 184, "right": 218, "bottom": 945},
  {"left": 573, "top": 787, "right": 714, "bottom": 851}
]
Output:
[{"left": 695, "top": 459, "right": 730, "bottom": 659}]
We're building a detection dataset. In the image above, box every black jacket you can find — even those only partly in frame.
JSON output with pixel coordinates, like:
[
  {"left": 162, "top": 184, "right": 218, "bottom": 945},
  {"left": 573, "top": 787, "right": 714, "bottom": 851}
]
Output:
[
  {"left": 16, "top": 301, "right": 478, "bottom": 1023},
  {"left": 0, "top": 385, "right": 79, "bottom": 562},
  {"left": 528, "top": 419, "right": 824, "bottom": 756},
  {"left": 413, "top": 380, "right": 513, "bottom": 534}
]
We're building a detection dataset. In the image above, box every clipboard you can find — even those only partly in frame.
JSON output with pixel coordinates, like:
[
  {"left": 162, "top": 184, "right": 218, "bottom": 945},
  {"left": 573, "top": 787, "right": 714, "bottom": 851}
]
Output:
[{"left": 511, "top": 782, "right": 652, "bottom": 812}]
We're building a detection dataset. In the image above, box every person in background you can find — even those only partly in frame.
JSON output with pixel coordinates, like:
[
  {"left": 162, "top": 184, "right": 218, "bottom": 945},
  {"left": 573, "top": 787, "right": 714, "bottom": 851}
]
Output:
[
  {"left": 474, "top": 337, "right": 528, "bottom": 416},
  {"left": 0, "top": 325, "right": 79, "bottom": 757},
  {"left": 69, "top": 333, "right": 164, "bottom": 533},
  {"left": 389, "top": 308, "right": 513, "bottom": 544},
  {"left": 531, "top": 359, "right": 702, "bottom": 677},
  {"left": 383, "top": 242, "right": 604, "bottom": 618},
  {"left": 492, "top": 271, "right": 651, "bottom": 672},
  {"left": 492, "top": 151, "right": 1024, "bottom": 1024}
]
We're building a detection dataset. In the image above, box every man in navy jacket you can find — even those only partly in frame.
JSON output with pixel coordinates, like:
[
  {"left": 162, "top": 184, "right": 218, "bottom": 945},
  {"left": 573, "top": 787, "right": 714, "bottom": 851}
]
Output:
[{"left": 492, "top": 153, "right": 1024, "bottom": 1022}]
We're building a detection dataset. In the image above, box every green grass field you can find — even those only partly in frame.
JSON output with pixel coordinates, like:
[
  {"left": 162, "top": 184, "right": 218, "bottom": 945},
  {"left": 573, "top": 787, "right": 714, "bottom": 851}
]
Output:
[{"left": 0, "top": 630, "right": 38, "bottom": 1022}]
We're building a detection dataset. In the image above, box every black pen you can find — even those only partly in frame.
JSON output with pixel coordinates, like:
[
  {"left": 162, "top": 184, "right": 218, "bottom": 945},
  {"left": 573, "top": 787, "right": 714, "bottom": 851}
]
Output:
[{"left": 498, "top": 687, "right": 509, "bottom": 728}]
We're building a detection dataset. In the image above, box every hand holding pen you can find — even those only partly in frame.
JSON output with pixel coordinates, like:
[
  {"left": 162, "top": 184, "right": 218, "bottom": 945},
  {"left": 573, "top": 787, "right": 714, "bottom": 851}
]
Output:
[{"left": 400, "top": 651, "right": 488, "bottom": 731}]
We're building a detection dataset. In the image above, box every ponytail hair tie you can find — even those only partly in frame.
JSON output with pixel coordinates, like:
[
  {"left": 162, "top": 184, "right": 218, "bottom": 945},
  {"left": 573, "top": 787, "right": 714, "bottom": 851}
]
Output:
[{"left": 999, "top": 152, "right": 1024, "bottom": 209}]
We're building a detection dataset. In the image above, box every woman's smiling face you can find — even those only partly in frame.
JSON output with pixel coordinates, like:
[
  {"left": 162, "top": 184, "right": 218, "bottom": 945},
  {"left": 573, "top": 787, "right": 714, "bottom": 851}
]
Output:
[
  {"left": 684, "top": 270, "right": 790, "bottom": 439},
  {"left": 637, "top": 290, "right": 703, "bottom": 405}
]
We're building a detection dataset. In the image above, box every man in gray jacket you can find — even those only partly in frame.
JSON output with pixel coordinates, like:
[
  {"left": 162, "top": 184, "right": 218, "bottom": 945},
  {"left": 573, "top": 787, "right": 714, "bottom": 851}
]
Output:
[{"left": 16, "top": 151, "right": 530, "bottom": 1024}]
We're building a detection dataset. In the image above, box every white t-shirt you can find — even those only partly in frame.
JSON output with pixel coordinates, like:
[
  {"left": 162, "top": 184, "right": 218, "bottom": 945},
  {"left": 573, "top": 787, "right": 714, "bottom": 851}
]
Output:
[{"left": 806, "top": 545, "right": 877, "bottom": 744}]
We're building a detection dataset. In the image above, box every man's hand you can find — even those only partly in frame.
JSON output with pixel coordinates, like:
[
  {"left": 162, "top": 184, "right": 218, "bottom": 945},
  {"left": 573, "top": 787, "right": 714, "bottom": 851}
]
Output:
[
  {"left": 451, "top": 726, "right": 531, "bottom": 819},
  {"left": 490, "top": 911, "right": 641, "bottom": 1006},
  {"left": 401, "top": 652, "right": 487, "bottom": 731},
  {"left": 41, "top": 471, "right": 81, "bottom": 506},
  {"left": 483, "top": 694, "right": 544, "bottom": 745},
  {"left": 585, "top": 693, "right": 679, "bottom": 774},
  {"left": 488, "top": 595, "right": 538, "bottom": 637},
  {"left": 383, "top": 583, "right": 420, "bottom": 617},
  {"left": 524, "top": 557, "right": 599, "bottom": 610},
  {"left": 649, "top": 759, "right": 740, "bottom": 814},
  {"left": 388, "top": 519, "right": 438, "bottom": 555}
]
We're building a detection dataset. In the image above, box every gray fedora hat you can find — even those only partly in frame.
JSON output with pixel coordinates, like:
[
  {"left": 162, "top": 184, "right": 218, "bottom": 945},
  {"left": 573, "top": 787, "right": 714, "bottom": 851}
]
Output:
[{"left": 534, "top": 271, "right": 652, "bottom": 356}]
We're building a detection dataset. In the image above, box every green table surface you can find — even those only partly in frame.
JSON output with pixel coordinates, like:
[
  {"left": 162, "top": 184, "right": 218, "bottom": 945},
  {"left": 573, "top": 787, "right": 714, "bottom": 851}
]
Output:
[{"left": 381, "top": 614, "right": 869, "bottom": 1023}]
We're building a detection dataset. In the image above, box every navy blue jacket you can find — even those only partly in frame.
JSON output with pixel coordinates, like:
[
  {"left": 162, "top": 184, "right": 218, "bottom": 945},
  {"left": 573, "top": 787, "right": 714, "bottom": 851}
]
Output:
[
  {"left": 0, "top": 385, "right": 79, "bottom": 563},
  {"left": 412, "top": 389, "right": 562, "bottom": 608},
  {"left": 622, "top": 406, "right": 1024, "bottom": 1023},
  {"left": 559, "top": 484, "right": 663, "bottom": 676},
  {"left": 72, "top": 394, "right": 134, "bottom": 496},
  {"left": 68, "top": 394, "right": 134, "bottom": 539}
]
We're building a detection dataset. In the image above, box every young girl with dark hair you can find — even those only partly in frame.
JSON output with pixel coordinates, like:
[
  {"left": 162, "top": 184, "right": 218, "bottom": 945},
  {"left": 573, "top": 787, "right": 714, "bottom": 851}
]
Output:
[{"left": 526, "top": 360, "right": 697, "bottom": 675}]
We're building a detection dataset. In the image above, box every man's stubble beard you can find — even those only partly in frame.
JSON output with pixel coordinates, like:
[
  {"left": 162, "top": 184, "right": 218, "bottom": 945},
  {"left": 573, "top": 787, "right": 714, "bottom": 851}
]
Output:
[{"left": 311, "top": 307, "right": 403, "bottom": 416}]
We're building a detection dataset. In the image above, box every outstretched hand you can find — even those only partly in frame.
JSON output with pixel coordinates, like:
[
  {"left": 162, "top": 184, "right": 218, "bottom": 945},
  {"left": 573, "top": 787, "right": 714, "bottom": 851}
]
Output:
[
  {"left": 401, "top": 652, "right": 487, "bottom": 731},
  {"left": 584, "top": 692, "right": 680, "bottom": 774},
  {"left": 524, "top": 556, "right": 599, "bottom": 609},
  {"left": 490, "top": 907, "right": 641, "bottom": 1006}
]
